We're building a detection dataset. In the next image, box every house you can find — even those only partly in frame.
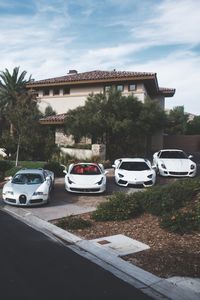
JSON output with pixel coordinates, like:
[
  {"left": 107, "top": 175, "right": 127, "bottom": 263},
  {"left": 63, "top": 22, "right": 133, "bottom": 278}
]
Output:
[{"left": 27, "top": 69, "right": 175, "bottom": 152}]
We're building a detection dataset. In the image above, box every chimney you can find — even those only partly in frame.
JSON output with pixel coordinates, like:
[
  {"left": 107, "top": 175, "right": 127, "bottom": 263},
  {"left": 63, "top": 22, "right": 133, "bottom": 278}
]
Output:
[{"left": 68, "top": 70, "right": 78, "bottom": 75}]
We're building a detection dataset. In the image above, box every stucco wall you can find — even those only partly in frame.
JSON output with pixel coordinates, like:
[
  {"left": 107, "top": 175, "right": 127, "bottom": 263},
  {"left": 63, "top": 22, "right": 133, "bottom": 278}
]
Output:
[
  {"left": 61, "top": 147, "right": 93, "bottom": 160},
  {"left": 37, "top": 82, "right": 147, "bottom": 113},
  {"left": 60, "top": 144, "right": 106, "bottom": 160}
]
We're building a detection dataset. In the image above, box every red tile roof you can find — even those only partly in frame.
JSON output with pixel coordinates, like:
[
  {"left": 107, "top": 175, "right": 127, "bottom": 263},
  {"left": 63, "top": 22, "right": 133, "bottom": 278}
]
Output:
[
  {"left": 159, "top": 87, "right": 176, "bottom": 97},
  {"left": 39, "top": 113, "right": 67, "bottom": 124},
  {"left": 29, "top": 70, "right": 175, "bottom": 98},
  {"left": 28, "top": 70, "right": 157, "bottom": 86}
]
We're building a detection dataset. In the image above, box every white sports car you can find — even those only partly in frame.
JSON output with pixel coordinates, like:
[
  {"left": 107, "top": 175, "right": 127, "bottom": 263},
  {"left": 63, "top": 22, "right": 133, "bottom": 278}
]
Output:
[
  {"left": 113, "top": 158, "right": 156, "bottom": 187},
  {"left": 2, "top": 168, "right": 54, "bottom": 206},
  {"left": 64, "top": 163, "right": 107, "bottom": 193},
  {"left": 153, "top": 149, "right": 197, "bottom": 177}
]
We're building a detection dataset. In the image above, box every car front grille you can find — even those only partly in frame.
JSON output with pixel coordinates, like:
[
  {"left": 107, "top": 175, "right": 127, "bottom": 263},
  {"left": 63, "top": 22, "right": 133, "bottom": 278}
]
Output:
[
  {"left": 128, "top": 183, "right": 144, "bottom": 188},
  {"left": 70, "top": 188, "right": 101, "bottom": 192},
  {"left": 30, "top": 199, "right": 43, "bottom": 204},
  {"left": 169, "top": 172, "right": 188, "bottom": 176},
  {"left": 144, "top": 180, "right": 153, "bottom": 185},
  {"left": 6, "top": 198, "right": 16, "bottom": 203},
  {"left": 19, "top": 194, "right": 27, "bottom": 204}
]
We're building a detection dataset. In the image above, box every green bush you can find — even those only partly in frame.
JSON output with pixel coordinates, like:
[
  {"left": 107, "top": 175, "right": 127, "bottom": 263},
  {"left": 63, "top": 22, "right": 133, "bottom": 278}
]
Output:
[
  {"left": 92, "top": 178, "right": 200, "bottom": 224},
  {"left": 160, "top": 210, "right": 200, "bottom": 234},
  {"left": 43, "top": 161, "right": 65, "bottom": 177},
  {"left": 92, "top": 192, "right": 144, "bottom": 221},
  {"left": 141, "top": 178, "right": 200, "bottom": 216},
  {"left": 0, "top": 160, "right": 14, "bottom": 180},
  {"left": 56, "top": 216, "right": 92, "bottom": 230}
]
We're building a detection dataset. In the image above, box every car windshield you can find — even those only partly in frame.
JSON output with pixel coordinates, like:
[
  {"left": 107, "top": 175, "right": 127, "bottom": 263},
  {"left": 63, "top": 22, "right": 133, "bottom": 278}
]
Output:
[
  {"left": 12, "top": 173, "right": 44, "bottom": 185},
  {"left": 119, "top": 161, "right": 150, "bottom": 171},
  {"left": 70, "top": 164, "right": 101, "bottom": 175},
  {"left": 159, "top": 151, "right": 187, "bottom": 159}
]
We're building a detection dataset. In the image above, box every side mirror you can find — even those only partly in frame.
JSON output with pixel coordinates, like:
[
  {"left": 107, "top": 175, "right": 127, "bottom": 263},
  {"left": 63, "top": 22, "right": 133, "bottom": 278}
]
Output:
[
  {"left": 46, "top": 176, "right": 51, "bottom": 183},
  {"left": 112, "top": 164, "right": 116, "bottom": 168},
  {"left": 104, "top": 170, "right": 109, "bottom": 175},
  {"left": 99, "top": 163, "right": 104, "bottom": 170},
  {"left": 188, "top": 155, "right": 193, "bottom": 159},
  {"left": 63, "top": 170, "right": 67, "bottom": 174}
]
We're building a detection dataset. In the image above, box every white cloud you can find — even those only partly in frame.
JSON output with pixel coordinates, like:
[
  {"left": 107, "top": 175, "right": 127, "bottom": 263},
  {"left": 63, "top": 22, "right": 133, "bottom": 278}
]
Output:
[
  {"left": 133, "top": 0, "right": 200, "bottom": 46},
  {"left": 128, "top": 50, "right": 200, "bottom": 114}
]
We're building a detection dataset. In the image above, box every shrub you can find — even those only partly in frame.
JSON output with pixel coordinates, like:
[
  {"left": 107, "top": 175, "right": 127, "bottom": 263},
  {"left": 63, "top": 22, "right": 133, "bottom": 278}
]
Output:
[
  {"left": 43, "top": 161, "right": 65, "bottom": 177},
  {"left": 0, "top": 160, "right": 14, "bottom": 180},
  {"left": 56, "top": 216, "right": 92, "bottom": 230},
  {"left": 92, "top": 192, "right": 144, "bottom": 221},
  {"left": 160, "top": 210, "right": 199, "bottom": 234},
  {"left": 141, "top": 178, "right": 200, "bottom": 216}
]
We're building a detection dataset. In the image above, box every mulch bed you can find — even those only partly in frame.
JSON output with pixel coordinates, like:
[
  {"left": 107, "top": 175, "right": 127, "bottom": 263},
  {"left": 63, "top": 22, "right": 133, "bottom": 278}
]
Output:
[{"left": 61, "top": 212, "right": 200, "bottom": 278}]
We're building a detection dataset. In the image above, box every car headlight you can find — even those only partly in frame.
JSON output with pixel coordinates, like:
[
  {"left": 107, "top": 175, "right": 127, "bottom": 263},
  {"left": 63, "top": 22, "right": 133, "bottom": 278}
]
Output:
[
  {"left": 67, "top": 177, "right": 74, "bottom": 184},
  {"left": 147, "top": 174, "right": 153, "bottom": 179},
  {"left": 5, "top": 191, "right": 14, "bottom": 195},
  {"left": 161, "top": 163, "right": 166, "bottom": 169},
  {"left": 190, "top": 165, "right": 195, "bottom": 170},
  {"left": 118, "top": 173, "right": 124, "bottom": 178},
  {"left": 96, "top": 177, "right": 104, "bottom": 185},
  {"left": 33, "top": 191, "right": 44, "bottom": 196}
]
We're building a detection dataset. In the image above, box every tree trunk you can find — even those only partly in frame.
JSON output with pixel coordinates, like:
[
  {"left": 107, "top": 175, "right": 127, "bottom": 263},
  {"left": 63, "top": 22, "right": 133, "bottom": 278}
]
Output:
[
  {"left": 15, "top": 136, "right": 20, "bottom": 167},
  {"left": 10, "top": 123, "right": 14, "bottom": 137}
]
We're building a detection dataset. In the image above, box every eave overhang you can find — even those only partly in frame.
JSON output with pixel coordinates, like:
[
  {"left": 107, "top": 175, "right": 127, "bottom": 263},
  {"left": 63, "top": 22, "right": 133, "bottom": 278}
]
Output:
[{"left": 39, "top": 113, "right": 66, "bottom": 125}]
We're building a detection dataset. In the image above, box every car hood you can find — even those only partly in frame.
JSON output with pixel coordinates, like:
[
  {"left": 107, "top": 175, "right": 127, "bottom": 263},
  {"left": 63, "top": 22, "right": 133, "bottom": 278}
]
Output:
[
  {"left": 3, "top": 181, "right": 42, "bottom": 196},
  {"left": 117, "top": 169, "right": 154, "bottom": 180},
  {"left": 68, "top": 174, "right": 104, "bottom": 185},
  {"left": 160, "top": 159, "right": 195, "bottom": 170}
]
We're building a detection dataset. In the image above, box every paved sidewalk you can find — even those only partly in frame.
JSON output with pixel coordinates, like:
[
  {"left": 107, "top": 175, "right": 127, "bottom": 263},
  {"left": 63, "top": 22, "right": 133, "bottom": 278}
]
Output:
[{"left": 1, "top": 204, "right": 199, "bottom": 300}]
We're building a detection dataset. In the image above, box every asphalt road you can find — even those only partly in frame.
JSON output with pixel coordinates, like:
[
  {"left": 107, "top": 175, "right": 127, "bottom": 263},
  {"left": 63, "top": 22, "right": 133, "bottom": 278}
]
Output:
[{"left": 0, "top": 209, "right": 154, "bottom": 300}]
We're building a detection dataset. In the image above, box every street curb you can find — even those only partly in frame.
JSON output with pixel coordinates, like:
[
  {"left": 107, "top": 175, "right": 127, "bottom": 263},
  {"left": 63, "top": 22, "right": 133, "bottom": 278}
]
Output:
[{"left": 2, "top": 205, "right": 199, "bottom": 300}]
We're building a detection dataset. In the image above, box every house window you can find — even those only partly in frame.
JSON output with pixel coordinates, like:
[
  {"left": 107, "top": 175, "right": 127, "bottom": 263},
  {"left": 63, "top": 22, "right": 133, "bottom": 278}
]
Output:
[
  {"left": 43, "top": 88, "right": 49, "bottom": 96},
  {"left": 128, "top": 84, "right": 136, "bottom": 91},
  {"left": 53, "top": 88, "right": 60, "bottom": 96},
  {"left": 116, "top": 84, "right": 124, "bottom": 92},
  {"left": 63, "top": 87, "right": 70, "bottom": 95},
  {"left": 104, "top": 85, "right": 111, "bottom": 93}
]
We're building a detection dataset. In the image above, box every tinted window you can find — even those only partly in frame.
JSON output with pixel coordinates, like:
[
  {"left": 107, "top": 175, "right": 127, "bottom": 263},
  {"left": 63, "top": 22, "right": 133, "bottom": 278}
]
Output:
[
  {"left": 70, "top": 164, "right": 101, "bottom": 175},
  {"left": 119, "top": 162, "right": 150, "bottom": 171},
  {"left": 160, "top": 151, "right": 187, "bottom": 159}
]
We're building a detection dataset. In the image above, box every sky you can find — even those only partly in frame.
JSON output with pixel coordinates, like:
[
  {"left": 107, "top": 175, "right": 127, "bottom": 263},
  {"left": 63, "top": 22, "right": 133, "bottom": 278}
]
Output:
[{"left": 0, "top": 0, "right": 200, "bottom": 114}]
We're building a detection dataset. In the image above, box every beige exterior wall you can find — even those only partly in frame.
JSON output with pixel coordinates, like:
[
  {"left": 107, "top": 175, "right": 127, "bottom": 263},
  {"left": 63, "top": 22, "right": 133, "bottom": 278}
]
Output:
[
  {"left": 37, "top": 82, "right": 147, "bottom": 113},
  {"left": 60, "top": 144, "right": 106, "bottom": 160},
  {"left": 39, "top": 96, "right": 86, "bottom": 114}
]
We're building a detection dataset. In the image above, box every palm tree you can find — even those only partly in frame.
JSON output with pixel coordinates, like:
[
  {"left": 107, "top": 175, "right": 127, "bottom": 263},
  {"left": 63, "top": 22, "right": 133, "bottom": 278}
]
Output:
[
  {"left": 0, "top": 66, "right": 31, "bottom": 135},
  {"left": 0, "top": 67, "right": 32, "bottom": 165}
]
